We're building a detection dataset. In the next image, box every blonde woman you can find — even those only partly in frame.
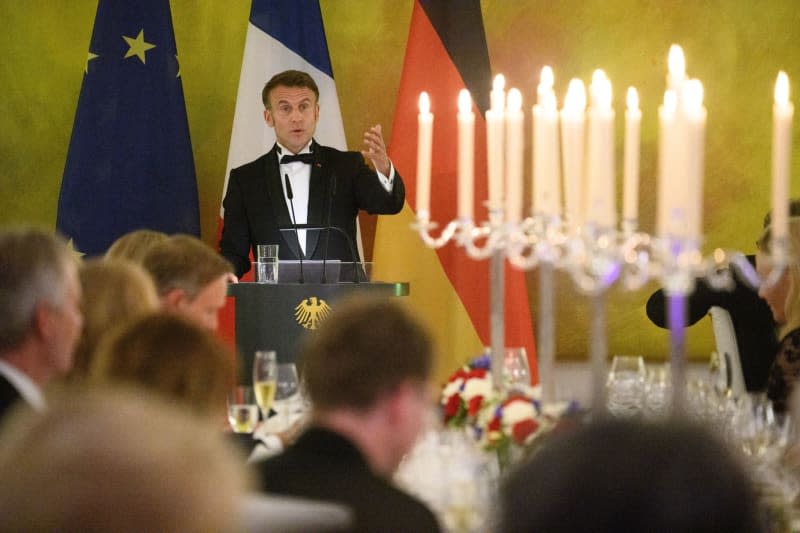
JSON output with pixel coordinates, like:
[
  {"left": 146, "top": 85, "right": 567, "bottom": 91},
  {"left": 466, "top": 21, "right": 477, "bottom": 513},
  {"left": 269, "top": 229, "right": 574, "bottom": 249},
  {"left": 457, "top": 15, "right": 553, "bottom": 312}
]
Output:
[
  {"left": 71, "top": 259, "right": 160, "bottom": 379},
  {"left": 758, "top": 218, "right": 800, "bottom": 412},
  {"left": 104, "top": 229, "right": 168, "bottom": 264}
]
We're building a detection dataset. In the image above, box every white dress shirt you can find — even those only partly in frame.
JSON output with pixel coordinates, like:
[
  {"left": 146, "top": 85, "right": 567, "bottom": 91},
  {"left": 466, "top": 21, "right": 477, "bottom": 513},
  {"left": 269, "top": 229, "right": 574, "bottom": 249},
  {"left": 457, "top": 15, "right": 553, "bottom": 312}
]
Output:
[
  {"left": 277, "top": 140, "right": 395, "bottom": 256},
  {"left": 0, "top": 359, "right": 46, "bottom": 412}
]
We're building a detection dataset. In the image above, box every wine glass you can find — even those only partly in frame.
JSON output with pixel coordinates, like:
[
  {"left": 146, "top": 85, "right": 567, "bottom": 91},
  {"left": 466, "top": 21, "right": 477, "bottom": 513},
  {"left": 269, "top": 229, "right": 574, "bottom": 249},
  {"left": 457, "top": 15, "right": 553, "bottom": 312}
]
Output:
[
  {"left": 252, "top": 350, "right": 278, "bottom": 419},
  {"left": 274, "top": 363, "right": 300, "bottom": 429},
  {"left": 227, "top": 386, "right": 259, "bottom": 434},
  {"left": 606, "top": 355, "right": 646, "bottom": 418},
  {"left": 503, "top": 347, "right": 530, "bottom": 389}
]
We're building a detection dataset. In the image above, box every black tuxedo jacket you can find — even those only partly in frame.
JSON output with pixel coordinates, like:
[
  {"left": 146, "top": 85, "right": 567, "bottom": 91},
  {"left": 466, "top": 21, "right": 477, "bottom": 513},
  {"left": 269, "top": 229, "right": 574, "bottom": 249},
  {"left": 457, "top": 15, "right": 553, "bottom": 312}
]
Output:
[
  {"left": 220, "top": 141, "right": 405, "bottom": 278},
  {"left": 256, "top": 427, "right": 441, "bottom": 532},
  {"left": 0, "top": 374, "right": 23, "bottom": 423}
]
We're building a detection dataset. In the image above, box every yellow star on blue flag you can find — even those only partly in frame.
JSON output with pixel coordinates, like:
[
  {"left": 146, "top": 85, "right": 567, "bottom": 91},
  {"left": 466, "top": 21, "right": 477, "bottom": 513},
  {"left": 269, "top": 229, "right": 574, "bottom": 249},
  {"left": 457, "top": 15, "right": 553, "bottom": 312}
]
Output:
[{"left": 123, "top": 29, "right": 156, "bottom": 64}]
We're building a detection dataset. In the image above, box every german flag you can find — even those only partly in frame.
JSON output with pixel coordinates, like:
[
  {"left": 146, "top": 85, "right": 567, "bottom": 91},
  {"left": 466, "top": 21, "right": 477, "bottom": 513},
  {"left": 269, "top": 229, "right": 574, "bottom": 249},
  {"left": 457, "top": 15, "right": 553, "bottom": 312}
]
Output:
[{"left": 373, "top": 0, "right": 537, "bottom": 382}]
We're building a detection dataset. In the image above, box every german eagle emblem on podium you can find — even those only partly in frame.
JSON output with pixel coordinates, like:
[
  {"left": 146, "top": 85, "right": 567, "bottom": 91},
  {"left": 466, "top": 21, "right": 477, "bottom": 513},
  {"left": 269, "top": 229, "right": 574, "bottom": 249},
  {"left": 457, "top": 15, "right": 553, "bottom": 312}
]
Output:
[{"left": 294, "top": 297, "right": 332, "bottom": 330}]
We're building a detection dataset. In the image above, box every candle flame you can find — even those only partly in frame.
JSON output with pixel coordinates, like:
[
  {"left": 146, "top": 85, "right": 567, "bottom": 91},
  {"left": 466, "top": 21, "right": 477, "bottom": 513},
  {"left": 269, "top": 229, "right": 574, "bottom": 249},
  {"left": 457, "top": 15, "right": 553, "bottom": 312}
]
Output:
[
  {"left": 418, "top": 91, "right": 430, "bottom": 114},
  {"left": 507, "top": 88, "right": 522, "bottom": 112},
  {"left": 591, "top": 71, "right": 612, "bottom": 110},
  {"left": 776, "top": 71, "right": 790, "bottom": 105},
  {"left": 493, "top": 74, "right": 506, "bottom": 92},
  {"left": 565, "top": 78, "right": 587, "bottom": 111},
  {"left": 668, "top": 44, "right": 686, "bottom": 78},
  {"left": 540, "top": 66, "right": 554, "bottom": 90},
  {"left": 627, "top": 87, "right": 639, "bottom": 111},
  {"left": 458, "top": 89, "right": 472, "bottom": 114}
]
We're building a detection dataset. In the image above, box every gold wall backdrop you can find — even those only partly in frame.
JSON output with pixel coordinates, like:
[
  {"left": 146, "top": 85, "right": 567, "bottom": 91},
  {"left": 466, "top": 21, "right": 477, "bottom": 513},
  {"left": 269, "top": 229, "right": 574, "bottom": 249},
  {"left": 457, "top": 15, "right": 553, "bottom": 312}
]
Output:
[{"left": 2, "top": 1, "right": 797, "bottom": 363}]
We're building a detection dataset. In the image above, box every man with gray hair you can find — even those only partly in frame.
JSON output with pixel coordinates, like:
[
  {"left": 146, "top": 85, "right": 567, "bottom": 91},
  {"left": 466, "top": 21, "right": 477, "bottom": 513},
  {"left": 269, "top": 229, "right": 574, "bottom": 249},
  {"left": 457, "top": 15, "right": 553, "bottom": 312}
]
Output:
[{"left": 0, "top": 227, "right": 83, "bottom": 421}]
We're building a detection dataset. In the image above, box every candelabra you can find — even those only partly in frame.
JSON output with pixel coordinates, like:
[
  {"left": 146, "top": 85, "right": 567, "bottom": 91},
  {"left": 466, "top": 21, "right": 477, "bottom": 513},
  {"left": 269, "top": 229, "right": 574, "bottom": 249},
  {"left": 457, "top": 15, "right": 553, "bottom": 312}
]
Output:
[{"left": 414, "top": 208, "right": 787, "bottom": 415}]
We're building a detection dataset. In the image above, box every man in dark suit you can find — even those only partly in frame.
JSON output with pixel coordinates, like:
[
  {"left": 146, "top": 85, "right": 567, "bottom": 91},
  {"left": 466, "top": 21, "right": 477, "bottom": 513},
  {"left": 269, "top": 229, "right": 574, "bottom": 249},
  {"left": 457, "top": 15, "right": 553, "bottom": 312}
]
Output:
[
  {"left": 0, "top": 228, "right": 83, "bottom": 422},
  {"left": 220, "top": 70, "right": 405, "bottom": 278},
  {"left": 255, "top": 296, "right": 441, "bottom": 532}
]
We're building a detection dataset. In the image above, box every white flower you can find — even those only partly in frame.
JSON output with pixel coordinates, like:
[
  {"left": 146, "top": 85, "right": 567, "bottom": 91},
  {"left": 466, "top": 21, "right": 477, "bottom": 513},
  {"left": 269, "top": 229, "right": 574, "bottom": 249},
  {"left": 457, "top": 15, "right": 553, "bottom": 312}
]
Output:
[
  {"left": 502, "top": 399, "right": 537, "bottom": 427},
  {"left": 462, "top": 375, "right": 493, "bottom": 401}
]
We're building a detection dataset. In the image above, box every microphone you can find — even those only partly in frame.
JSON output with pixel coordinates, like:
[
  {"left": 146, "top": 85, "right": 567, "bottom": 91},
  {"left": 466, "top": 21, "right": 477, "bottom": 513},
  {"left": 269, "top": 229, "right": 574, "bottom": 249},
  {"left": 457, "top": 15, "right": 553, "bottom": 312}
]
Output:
[
  {"left": 321, "top": 173, "right": 336, "bottom": 283},
  {"left": 284, "top": 174, "right": 305, "bottom": 284}
]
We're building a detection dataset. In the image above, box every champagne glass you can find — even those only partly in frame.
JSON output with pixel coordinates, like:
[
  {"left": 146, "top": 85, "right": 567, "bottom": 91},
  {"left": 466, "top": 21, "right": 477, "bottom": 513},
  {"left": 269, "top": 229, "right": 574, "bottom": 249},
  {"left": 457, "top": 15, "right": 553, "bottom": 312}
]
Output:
[
  {"left": 252, "top": 350, "right": 278, "bottom": 419},
  {"left": 274, "top": 363, "right": 300, "bottom": 429},
  {"left": 227, "top": 386, "right": 259, "bottom": 434}
]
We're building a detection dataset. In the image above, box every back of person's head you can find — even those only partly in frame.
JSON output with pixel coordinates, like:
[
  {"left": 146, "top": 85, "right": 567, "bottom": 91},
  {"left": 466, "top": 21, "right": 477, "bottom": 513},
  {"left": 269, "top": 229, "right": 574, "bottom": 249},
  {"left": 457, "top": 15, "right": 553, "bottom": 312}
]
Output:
[
  {"left": 71, "top": 258, "right": 160, "bottom": 379},
  {"left": 104, "top": 229, "right": 168, "bottom": 264},
  {"left": 0, "top": 386, "right": 250, "bottom": 531},
  {"left": 262, "top": 69, "right": 320, "bottom": 108},
  {"left": 142, "top": 234, "right": 232, "bottom": 298},
  {"left": 0, "top": 227, "right": 78, "bottom": 354},
  {"left": 500, "top": 418, "right": 763, "bottom": 533},
  {"left": 301, "top": 296, "right": 434, "bottom": 412},
  {"left": 88, "top": 312, "right": 234, "bottom": 418}
]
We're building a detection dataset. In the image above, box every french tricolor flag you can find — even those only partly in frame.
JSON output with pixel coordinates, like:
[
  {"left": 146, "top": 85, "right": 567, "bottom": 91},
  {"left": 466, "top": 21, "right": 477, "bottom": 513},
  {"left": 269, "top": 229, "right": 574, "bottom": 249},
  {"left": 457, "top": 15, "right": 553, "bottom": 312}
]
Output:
[{"left": 216, "top": 0, "right": 345, "bottom": 345}]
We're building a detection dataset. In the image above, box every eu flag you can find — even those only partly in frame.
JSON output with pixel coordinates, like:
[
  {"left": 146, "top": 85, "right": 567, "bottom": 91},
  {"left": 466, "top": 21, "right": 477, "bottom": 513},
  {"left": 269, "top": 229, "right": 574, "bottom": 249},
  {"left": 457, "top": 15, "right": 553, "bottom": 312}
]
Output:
[{"left": 57, "top": 0, "right": 200, "bottom": 256}]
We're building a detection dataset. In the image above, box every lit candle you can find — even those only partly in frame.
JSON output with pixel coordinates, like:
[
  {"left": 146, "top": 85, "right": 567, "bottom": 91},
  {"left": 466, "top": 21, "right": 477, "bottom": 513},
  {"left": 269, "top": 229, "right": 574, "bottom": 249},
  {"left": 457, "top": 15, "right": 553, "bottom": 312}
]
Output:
[
  {"left": 533, "top": 66, "right": 561, "bottom": 217},
  {"left": 486, "top": 74, "right": 506, "bottom": 210},
  {"left": 623, "top": 87, "right": 641, "bottom": 225},
  {"left": 560, "top": 78, "right": 586, "bottom": 229},
  {"left": 505, "top": 88, "right": 524, "bottom": 222},
  {"left": 772, "top": 71, "right": 793, "bottom": 245},
  {"left": 683, "top": 79, "right": 706, "bottom": 242},
  {"left": 667, "top": 44, "right": 686, "bottom": 94},
  {"left": 657, "top": 89, "right": 678, "bottom": 236},
  {"left": 586, "top": 70, "right": 616, "bottom": 228},
  {"left": 416, "top": 91, "right": 433, "bottom": 217},
  {"left": 457, "top": 89, "right": 475, "bottom": 220}
]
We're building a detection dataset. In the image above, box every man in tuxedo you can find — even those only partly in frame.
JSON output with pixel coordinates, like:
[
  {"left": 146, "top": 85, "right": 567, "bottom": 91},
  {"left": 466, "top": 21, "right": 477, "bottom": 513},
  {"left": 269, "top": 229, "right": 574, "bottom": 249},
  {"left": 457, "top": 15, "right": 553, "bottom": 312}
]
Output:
[
  {"left": 0, "top": 228, "right": 83, "bottom": 422},
  {"left": 219, "top": 69, "right": 405, "bottom": 278},
  {"left": 255, "top": 296, "right": 441, "bottom": 532},
  {"left": 142, "top": 234, "right": 233, "bottom": 332}
]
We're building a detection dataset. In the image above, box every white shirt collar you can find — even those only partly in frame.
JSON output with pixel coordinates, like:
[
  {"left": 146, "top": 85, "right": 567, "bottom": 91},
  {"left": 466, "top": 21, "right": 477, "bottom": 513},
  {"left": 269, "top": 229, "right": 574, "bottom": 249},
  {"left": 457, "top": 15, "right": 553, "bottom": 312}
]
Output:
[
  {"left": 276, "top": 140, "right": 313, "bottom": 156},
  {"left": 0, "top": 359, "right": 46, "bottom": 412}
]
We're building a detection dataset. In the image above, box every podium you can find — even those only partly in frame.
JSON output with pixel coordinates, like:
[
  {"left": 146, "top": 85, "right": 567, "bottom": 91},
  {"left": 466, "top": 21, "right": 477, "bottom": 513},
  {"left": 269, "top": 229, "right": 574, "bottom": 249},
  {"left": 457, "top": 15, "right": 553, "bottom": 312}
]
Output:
[{"left": 227, "top": 281, "right": 409, "bottom": 383}]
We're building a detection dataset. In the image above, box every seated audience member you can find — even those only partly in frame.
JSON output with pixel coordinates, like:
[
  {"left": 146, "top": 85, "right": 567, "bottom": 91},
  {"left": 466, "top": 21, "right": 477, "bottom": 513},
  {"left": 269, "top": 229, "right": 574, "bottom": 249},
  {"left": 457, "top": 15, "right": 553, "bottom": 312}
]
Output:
[
  {"left": 69, "top": 258, "right": 160, "bottom": 379},
  {"left": 104, "top": 228, "right": 168, "bottom": 264},
  {"left": 0, "top": 227, "right": 82, "bottom": 421},
  {"left": 142, "top": 234, "right": 233, "bottom": 331},
  {"left": 500, "top": 419, "right": 763, "bottom": 533},
  {"left": 88, "top": 312, "right": 233, "bottom": 419},
  {"left": 256, "top": 296, "right": 442, "bottom": 532},
  {"left": 759, "top": 218, "right": 800, "bottom": 413},
  {"left": 0, "top": 386, "right": 250, "bottom": 531}
]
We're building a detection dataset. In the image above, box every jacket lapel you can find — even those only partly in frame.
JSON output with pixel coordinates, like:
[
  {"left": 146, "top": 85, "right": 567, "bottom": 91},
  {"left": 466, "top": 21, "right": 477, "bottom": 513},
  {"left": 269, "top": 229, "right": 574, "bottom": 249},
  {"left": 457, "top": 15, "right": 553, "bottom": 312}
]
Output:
[
  {"left": 265, "top": 145, "right": 303, "bottom": 260},
  {"left": 305, "top": 140, "right": 327, "bottom": 258}
]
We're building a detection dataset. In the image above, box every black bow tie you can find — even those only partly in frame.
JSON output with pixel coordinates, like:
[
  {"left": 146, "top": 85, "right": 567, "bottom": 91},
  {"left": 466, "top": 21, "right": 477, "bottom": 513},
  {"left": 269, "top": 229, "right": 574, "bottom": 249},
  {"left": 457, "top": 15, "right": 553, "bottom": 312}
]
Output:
[{"left": 280, "top": 153, "right": 314, "bottom": 165}]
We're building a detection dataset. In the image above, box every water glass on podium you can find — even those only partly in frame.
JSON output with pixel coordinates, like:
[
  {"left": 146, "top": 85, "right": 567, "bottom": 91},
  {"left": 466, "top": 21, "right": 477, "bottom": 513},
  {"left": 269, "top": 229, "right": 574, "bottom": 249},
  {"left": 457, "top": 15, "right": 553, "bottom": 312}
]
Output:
[
  {"left": 606, "top": 355, "right": 646, "bottom": 418},
  {"left": 254, "top": 244, "right": 279, "bottom": 283}
]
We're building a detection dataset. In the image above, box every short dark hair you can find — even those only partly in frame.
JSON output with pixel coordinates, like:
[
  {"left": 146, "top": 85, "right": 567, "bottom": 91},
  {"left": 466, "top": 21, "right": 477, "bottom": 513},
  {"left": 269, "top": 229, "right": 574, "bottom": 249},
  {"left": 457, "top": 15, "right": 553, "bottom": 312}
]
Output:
[
  {"left": 301, "top": 296, "right": 434, "bottom": 411},
  {"left": 262, "top": 70, "right": 320, "bottom": 109},
  {"left": 142, "top": 235, "right": 232, "bottom": 298},
  {"left": 500, "top": 419, "right": 763, "bottom": 533}
]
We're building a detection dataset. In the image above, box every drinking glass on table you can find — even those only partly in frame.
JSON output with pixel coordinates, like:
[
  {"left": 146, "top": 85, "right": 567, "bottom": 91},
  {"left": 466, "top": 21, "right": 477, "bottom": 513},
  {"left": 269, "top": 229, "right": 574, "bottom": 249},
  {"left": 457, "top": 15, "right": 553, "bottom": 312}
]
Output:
[
  {"left": 274, "top": 363, "right": 300, "bottom": 429},
  {"left": 252, "top": 350, "right": 278, "bottom": 419},
  {"left": 227, "top": 386, "right": 259, "bottom": 434},
  {"left": 606, "top": 355, "right": 646, "bottom": 418}
]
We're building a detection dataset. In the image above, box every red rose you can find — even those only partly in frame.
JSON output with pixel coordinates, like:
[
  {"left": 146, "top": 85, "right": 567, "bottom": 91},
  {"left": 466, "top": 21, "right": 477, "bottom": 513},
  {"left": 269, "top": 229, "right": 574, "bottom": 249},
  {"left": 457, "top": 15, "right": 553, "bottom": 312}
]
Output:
[
  {"left": 510, "top": 418, "right": 539, "bottom": 444},
  {"left": 467, "top": 395, "right": 484, "bottom": 416},
  {"left": 443, "top": 394, "right": 461, "bottom": 421},
  {"left": 487, "top": 415, "right": 502, "bottom": 433}
]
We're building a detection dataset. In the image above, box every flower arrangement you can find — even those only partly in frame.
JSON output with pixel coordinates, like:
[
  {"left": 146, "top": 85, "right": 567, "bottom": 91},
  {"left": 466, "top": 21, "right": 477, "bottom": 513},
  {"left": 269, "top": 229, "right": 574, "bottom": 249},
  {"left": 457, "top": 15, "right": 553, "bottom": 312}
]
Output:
[{"left": 440, "top": 354, "right": 575, "bottom": 466}]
